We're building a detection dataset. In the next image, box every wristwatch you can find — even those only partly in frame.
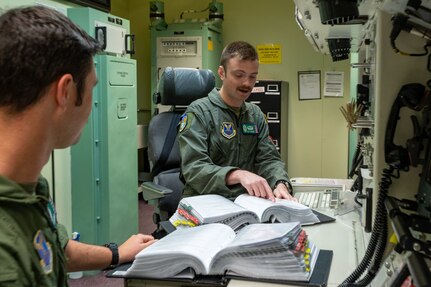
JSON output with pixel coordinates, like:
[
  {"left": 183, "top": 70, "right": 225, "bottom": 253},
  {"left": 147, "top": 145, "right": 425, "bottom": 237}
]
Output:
[
  {"left": 104, "top": 242, "right": 119, "bottom": 269},
  {"left": 275, "top": 180, "right": 293, "bottom": 194}
]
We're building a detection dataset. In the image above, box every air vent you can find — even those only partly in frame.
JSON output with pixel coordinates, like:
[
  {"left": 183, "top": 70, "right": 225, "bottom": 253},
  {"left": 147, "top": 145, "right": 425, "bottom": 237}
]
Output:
[
  {"left": 327, "top": 38, "right": 351, "bottom": 61},
  {"left": 318, "top": 0, "right": 359, "bottom": 25}
]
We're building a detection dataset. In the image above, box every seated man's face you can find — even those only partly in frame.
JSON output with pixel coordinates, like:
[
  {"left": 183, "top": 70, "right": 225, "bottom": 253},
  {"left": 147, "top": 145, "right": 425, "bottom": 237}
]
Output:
[{"left": 219, "top": 56, "right": 259, "bottom": 106}]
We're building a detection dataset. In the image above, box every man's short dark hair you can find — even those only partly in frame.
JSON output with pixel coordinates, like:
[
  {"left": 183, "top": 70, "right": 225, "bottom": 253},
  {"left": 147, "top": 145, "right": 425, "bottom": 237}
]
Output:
[
  {"left": 220, "top": 41, "right": 258, "bottom": 71},
  {"left": 0, "top": 5, "right": 101, "bottom": 113}
]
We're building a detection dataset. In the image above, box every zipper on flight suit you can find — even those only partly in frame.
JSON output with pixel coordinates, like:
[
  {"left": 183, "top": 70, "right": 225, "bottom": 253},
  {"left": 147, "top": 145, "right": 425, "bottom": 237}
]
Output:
[{"left": 235, "top": 109, "right": 244, "bottom": 166}]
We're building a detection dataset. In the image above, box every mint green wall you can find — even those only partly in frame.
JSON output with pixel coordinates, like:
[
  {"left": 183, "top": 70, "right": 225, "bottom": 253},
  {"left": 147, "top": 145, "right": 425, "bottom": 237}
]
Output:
[
  {"left": 112, "top": 0, "right": 350, "bottom": 179},
  {"left": 111, "top": 0, "right": 153, "bottom": 124},
  {"left": 1, "top": 0, "right": 32, "bottom": 8}
]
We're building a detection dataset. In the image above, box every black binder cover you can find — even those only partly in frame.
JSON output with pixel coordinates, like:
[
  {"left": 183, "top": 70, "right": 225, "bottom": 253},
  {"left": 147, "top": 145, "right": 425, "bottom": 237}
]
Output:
[
  {"left": 107, "top": 250, "right": 333, "bottom": 287},
  {"left": 106, "top": 264, "right": 227, "bottom": 286},
  {"left": 312, "top": 210, "right": 336, "bottom": 224}
]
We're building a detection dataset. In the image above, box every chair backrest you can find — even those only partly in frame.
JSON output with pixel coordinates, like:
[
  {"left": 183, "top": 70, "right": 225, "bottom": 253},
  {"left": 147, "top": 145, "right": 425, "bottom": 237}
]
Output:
[
  {"left": 147, "top": 67, "right": 216, "bottom": 177},
  {"left": 155, "top": 66, "right": 216, "bottom": 106},
  {"left": 146, "top": 67, "right": 215, "bottom": 215}
]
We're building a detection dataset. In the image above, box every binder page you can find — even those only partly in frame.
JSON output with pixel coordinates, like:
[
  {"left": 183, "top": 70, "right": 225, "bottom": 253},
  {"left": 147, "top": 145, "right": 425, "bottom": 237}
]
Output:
[
  {"left": 223, "top": 222, "right": 299, "bottom": 248},
  {"left": 234, "top": 194, "right": 319, "bottom": 224},
  {"left": 183, "top": 194, "right": 251, "bottom": 223},
  {"left": 233, "top": 194, "right": 274, "bottom": 220},
  {"left": 209, "top": 223, "right": 314, "bottom": 281},
  {"left": 126, "top": 223, "right": 235, "bottom": 278}
]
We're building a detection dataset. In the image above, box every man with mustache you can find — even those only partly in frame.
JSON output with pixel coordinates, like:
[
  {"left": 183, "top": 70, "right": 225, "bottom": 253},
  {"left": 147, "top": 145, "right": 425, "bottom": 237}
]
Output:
[{"left": 178, "top": 41, "right": 295, "bottom": 201}]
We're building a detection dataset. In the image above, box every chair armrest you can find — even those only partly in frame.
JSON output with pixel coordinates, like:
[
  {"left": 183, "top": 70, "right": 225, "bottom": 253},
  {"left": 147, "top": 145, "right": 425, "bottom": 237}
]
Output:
[{"left": 141, "top": 181, "right": 174, "bottom": 201}]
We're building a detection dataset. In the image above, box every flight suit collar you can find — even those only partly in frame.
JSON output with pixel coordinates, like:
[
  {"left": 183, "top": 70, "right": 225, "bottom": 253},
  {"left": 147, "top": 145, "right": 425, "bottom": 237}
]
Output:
[{"left": 208, "top": 89, "right": 250, "bottom": 116}]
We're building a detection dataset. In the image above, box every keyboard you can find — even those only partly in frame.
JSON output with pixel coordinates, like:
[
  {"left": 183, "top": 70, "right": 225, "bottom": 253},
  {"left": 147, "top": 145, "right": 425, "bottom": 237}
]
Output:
[{"left": 294, "top": 189, "right": 340, "bottom": 209}]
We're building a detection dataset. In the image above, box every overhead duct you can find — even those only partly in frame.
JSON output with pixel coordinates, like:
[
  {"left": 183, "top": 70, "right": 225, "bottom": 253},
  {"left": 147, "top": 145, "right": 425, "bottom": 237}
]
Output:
[
  {"left": 318, "top": 0, "right": 359, "bottom": 25},
  {"left": 327, "top": 38, "right": 351, "bottom": 61}
]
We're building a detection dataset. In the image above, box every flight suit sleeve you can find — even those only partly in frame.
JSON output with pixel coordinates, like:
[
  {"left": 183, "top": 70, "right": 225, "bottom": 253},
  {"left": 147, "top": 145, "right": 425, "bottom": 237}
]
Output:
[
  {"left": 253, "top": 109, "right": 290, "bottom": 189},
  {"left": 57, "top": 223, "right": 69, "bottom": 249},
  {"left": 0, "top": 217, "right": 20, "bottom": 285},
  {"left": 179, "top": 111, "right": 238, "bottom": 196}
]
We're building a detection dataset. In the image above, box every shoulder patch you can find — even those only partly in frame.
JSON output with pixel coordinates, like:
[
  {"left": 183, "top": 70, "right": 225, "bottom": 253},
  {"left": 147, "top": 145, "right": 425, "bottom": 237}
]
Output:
[
  {"left": 179, "top": 113, "right": 193, "bottom": 133},
  {"left": 33, "top": 230, "right": 53, "bottom": 274}
]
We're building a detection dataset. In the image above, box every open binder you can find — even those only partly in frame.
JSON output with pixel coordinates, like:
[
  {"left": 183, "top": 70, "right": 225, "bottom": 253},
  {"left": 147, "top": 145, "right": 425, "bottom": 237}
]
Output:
[
  {"left": 107, "top": 222, "right": 333, "bottom": 287},
  {"left": 107, "top": 250, "right": 333, "bottom": 287},
  {"left": 169, "top": 194, "right": 333, "bottom": 232},
  {"left": 161, "top": 208, "right": 335, "bottom": 236}
]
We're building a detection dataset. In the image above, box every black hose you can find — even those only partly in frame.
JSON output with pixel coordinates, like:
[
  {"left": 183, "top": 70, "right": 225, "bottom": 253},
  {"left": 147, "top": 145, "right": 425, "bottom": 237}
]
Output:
[
  {"left": 391, "top": 263, "right": 410, "bottom": 287},
  {"left": 349, "top": 143, "right": 363, "bottom": 179},
  {"left": 339, "top": 166, "right": 394, "bottom": 286}
]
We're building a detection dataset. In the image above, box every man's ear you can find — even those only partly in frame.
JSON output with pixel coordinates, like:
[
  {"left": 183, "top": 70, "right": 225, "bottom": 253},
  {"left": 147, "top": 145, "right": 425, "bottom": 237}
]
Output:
[
  {"left": 218, "top": 65, "right": 225, "bottom": 80},
  {"left": 55, "top": 74, "right": 74, "bottom": 110}
]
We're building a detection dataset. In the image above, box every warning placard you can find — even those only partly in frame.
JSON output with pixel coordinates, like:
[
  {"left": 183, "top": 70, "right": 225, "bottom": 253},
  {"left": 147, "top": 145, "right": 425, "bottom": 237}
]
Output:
[{"left": 257, "top": 44, "right": 281, "bottom": 64}]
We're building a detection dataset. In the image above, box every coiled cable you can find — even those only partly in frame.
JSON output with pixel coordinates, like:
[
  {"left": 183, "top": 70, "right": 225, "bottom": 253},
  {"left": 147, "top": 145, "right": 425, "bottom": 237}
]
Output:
[{"left": 339, "top": 166, "right": 395, "bottom": 287}]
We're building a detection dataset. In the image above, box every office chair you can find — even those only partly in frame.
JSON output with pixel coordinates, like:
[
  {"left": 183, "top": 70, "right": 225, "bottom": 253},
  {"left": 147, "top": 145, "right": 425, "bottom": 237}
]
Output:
[{"left": 141, "top": 66, "right": 215, "bottom": 230}]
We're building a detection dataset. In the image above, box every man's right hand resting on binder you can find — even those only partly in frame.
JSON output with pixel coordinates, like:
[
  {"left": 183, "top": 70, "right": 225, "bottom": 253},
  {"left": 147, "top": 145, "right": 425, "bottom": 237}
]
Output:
[
  {"left": 65, "top": 234, "right": 157, "bottom": 272},
  {"left": 226, "top": 169, "right": 296, "bottom": 202}
]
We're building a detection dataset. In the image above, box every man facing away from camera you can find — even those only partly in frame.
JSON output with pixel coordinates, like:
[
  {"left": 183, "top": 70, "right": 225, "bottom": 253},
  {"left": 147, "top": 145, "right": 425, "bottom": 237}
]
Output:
[{"left": 0, "top": 6, "right": 155, "bottom": 286}]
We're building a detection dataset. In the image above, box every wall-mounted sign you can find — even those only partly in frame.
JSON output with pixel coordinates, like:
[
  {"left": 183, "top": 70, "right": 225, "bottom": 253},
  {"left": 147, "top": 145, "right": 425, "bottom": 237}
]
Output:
[{"left": 257, "top": 44, "right": 281, "bottom": 64}]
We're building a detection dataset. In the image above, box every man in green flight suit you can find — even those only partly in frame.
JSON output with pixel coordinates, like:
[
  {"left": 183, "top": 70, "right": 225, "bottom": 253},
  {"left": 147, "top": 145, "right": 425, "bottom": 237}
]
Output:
[
  {"left": 0, "top": 6, "right": 155, "bottom": 286},
  {"left": 179, "top": 41, "right": 295, "bottom": 201}
]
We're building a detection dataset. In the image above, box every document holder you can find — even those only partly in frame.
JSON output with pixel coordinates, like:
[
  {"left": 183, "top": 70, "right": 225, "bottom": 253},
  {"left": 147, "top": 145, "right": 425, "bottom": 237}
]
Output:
[
  {"left": 106, "top": 250, "right": 333, "bottom": 287},
  {"left": 106, "top": 264, "right": 227, "bottom": 286}
]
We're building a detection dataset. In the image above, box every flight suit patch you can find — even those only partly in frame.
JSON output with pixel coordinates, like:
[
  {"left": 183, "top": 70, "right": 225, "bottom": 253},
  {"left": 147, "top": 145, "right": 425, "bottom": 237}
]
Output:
[
  {"left": 179, "top": 113, "right": 188, "bottom": 133},
  {"left": 33, "top": 230, "right": 53, "bottom": 274},
  {"left": 242, "top": 123, "right": 258, "bottom": 135},
  {"left": 221, "top": 122, "right": 236, "bottom": 139},
  {"left": 47, "top": 198, "right": 57, "bottom": 228}
]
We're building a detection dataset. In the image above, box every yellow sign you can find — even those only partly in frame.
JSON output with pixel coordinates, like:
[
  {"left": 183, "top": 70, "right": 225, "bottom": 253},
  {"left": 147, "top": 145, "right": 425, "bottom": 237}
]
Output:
[
  {"left": 257, "top": 44, "right": 282, "bottom": 64},
  {"left": 208, "top": 40, "right": 214, "bottom": 51}
]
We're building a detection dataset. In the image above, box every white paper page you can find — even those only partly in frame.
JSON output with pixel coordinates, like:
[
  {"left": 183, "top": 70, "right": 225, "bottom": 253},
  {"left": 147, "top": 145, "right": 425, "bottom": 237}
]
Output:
[
  {"left": 129, "top": 224, "right": 235, "bottom": 275},
  {"left": 273, "top": 198, "right": 310, "bottom": 210},
  {"left": 183, "top": 194, "right": 249, "bottom": 222},
  {"left": 233, "top": 194, "right": 275, "bottom": 220},
  {"left": 223, "top": 222, "right": 299, "bottom": 248}
]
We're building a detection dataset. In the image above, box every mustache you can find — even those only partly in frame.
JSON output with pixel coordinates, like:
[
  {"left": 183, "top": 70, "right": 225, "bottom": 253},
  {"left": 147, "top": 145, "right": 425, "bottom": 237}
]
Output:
[{"left": 238, "top": 86, "right": 252, "bottom": 92}]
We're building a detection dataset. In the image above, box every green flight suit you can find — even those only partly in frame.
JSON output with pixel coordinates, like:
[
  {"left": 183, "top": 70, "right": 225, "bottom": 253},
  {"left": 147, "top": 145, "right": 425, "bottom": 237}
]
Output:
[
  {"left": 0, "top": 175, "right": 69, "bottom": 287},
  {"left": 179, "top": 88, "right": 290, "bottom": 199}
]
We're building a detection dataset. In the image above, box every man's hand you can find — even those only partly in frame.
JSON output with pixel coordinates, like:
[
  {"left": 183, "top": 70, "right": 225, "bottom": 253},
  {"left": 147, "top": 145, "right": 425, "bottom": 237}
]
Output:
[
  {"left": 273, "top": 182, "right": 297, "bottom": 201},
  {"left": 66, "top": 233, "right": 157, "bottom": 272},
  {"left": 118, "top": 234, "right": 156, "bottom": 264},
  {"left": 226, "top": 169, "right": 275, "bottom": 201}
]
